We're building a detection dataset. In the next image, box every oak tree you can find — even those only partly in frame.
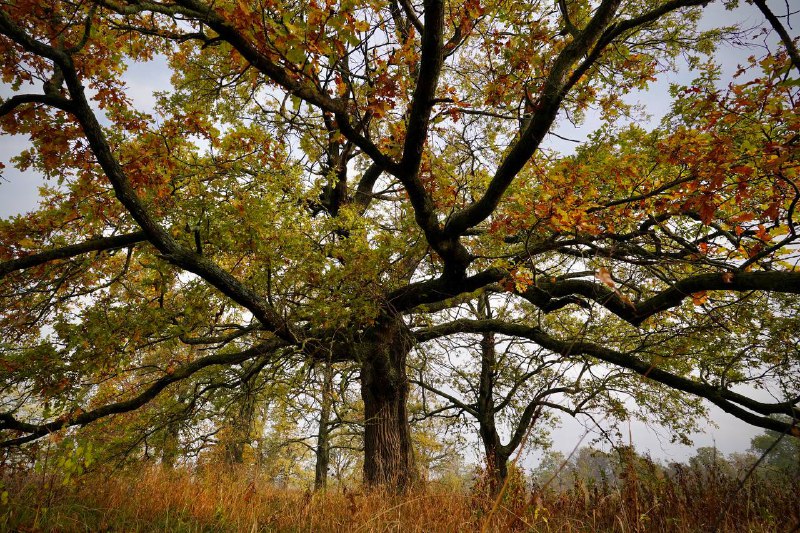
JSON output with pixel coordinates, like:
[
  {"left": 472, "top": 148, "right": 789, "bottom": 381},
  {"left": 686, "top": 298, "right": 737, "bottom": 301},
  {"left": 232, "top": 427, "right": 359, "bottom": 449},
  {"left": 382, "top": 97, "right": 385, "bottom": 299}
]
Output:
[{"left": 1, "top": 0, "right": 799, "bottom": 490}]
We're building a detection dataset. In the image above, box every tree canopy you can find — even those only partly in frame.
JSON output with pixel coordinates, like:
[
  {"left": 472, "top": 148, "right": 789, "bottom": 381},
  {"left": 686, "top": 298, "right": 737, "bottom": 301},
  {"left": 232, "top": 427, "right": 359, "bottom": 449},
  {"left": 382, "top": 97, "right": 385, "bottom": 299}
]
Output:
[{"left": 0, "top": 0, "right": 798, "bottom": 488}]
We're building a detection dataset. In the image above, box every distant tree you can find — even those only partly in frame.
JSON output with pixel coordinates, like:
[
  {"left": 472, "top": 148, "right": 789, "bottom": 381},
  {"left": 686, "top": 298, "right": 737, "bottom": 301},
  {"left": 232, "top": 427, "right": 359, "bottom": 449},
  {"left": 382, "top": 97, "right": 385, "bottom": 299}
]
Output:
[
  {"left": 532, "top": 445, "right": 663, "bottom": 492},
  {"left": 687, "top": 446, "right": 733, "bottom": 476},
  {"left": 750, "top": 425, "right": 800, "bottom": 477},
  {"left": 532, "top": 450, "right": 571, "bottom": 491}
]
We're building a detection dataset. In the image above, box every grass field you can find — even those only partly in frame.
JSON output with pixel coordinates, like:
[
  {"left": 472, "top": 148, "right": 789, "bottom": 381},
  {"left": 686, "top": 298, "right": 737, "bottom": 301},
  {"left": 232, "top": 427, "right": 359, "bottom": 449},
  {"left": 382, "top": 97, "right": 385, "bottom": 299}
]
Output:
[{"left": 2, "top": 459, "right": 798, "bottom": 532}]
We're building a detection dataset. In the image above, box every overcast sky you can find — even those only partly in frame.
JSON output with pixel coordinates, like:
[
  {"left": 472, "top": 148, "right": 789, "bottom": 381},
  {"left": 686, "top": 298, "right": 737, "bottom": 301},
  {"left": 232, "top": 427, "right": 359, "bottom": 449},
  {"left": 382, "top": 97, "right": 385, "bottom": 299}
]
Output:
[{"left": 1, "top": 1, "right": 796, "bottom": 464}]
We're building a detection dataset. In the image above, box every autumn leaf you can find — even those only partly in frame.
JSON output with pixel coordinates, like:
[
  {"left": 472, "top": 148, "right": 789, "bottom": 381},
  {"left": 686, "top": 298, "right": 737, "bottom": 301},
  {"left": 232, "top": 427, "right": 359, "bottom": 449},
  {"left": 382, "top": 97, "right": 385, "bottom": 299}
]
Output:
[
  {"left": 511, "top": 267, "right": 534, "bottom": 292},
  {"left": 596, "top": 267, "right": 615, "bottom": 289},
  {"left": 1, "top": 0, "right": 798, "bottom": 494}
]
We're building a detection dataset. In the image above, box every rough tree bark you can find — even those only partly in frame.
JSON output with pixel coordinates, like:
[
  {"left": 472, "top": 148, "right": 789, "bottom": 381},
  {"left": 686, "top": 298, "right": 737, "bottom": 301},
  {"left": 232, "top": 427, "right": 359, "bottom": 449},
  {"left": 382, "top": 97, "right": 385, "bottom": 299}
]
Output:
[{"left": 358, "top": 313, "right": 418, "bottom": 490}]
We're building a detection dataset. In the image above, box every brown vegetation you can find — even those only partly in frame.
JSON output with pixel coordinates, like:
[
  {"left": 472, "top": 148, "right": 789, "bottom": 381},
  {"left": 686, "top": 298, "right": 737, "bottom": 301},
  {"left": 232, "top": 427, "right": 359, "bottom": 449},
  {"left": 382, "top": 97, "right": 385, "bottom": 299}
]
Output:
[{"left": 2, "top": 457, "right": 797, "bottom": 532}]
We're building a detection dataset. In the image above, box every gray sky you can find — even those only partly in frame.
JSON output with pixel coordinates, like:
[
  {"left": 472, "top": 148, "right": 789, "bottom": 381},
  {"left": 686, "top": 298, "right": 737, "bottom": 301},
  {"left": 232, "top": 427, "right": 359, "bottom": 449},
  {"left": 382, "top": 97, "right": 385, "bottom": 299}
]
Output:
[
  {"left": 0, "top": 1, "right": 795, "bottom": 464},
  {"left": 0, "top": 57, "right": 172, "bottom": 214}
]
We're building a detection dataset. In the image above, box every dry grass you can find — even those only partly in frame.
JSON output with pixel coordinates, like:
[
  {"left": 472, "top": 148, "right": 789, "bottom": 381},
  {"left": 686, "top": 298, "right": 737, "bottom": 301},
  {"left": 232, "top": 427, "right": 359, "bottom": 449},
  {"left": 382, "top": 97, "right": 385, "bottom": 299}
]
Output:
[{"left": 1, "top": 462, "right": 797, "bottom": 532}]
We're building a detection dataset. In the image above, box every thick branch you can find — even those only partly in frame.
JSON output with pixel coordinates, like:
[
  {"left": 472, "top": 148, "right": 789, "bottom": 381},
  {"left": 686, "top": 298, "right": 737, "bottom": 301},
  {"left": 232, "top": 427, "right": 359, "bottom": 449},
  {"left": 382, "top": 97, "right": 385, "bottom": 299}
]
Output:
[
  {"left": 66, "top": 70, "right": 293, "bottom": 337},
  {"left": 388, "top": 267, "right": 506, "bottom": 311},
  {"left": 564, "top": 0, "right": 709, "bottom": 94},
  {"left": 525, "top": 271, "right": 800, "bottom": 326},
  {"left": 0, "top": 11, "right": 300, "bottom": 340},
  {"left": 395, "top": 0, "right": 463, "bottom": 267},
  {"left": 103, "top": 1, "right": 395, "bottom": 175},
  {"left": 504, "top": 400, "right": 542, "bottom": 456},
  {"left": 169, "top": 0, "right": 347, "bottom": 114},
  {"left": 415, "top": 319, "right": 800, "bottom": 435},
  {"left": 444, "top": 0, "right": 711, "bottom": 237},
  {"left": 752, "top": 0, "right": 800, "bottom": 73},
  {"left": 0, "top": 93, "right": 74, "bottom": 116},
  {"left": 443, "top": 0, "right": 623, "bottom": 237},
  {"left": 398, "top": 0, "right": 424, "bottom": 34},
  {"left": 0, "top": 232, "right": 147, "bottom": 279},
  {"left": 353, "top": 163, "right": 383, "bottom": 213}
]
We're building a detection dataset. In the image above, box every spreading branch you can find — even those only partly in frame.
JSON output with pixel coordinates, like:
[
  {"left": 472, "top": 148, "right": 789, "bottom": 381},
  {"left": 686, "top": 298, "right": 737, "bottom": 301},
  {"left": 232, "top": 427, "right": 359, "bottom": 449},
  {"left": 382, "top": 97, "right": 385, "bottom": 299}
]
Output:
[
  {"left": 0, "top": 232, "right": 147, "bottom": 279},
  {"left": 415, "top": 319, "right": 800, "bottom": 436},
  {"left": 0, "top": 338, "right": 288, "bottom": 448}
]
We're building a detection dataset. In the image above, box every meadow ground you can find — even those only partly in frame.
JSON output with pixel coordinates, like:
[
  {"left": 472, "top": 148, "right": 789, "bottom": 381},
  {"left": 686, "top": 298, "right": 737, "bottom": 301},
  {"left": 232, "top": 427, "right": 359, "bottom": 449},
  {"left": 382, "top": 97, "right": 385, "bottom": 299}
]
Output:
[{"left": 1, "top": 461, "right": 798, "bottom": 532}]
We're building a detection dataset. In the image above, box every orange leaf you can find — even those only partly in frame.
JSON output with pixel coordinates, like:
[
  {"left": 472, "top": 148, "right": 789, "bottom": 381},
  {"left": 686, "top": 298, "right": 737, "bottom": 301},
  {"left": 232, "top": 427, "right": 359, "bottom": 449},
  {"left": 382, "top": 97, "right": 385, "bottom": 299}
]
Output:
[
  {"left": 691, "top": 291, "right": 708, "bottom": 306},
  {"left": 596, "top": 267, "right": 615, "bottom": 289}
]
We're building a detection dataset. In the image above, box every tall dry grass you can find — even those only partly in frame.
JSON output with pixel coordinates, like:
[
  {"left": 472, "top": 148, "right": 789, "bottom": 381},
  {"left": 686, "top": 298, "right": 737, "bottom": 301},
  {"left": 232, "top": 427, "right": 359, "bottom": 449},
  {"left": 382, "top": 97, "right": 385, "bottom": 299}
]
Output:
[{"left": 1, "top": 460, "right": 797, "bottom": 532}]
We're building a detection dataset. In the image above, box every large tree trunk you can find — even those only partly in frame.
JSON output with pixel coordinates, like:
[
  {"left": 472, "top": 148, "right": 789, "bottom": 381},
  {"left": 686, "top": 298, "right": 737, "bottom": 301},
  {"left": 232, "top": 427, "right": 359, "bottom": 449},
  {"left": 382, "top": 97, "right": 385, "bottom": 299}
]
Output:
[
  {"left": 478, "top": 362, "right": 510, "bottom": 495},
  {"left": 314, "top": 362, "right": 334, "bottom": 490},
  {"left": 358, "top": 314, "right": 417, "bottom": 490}
]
